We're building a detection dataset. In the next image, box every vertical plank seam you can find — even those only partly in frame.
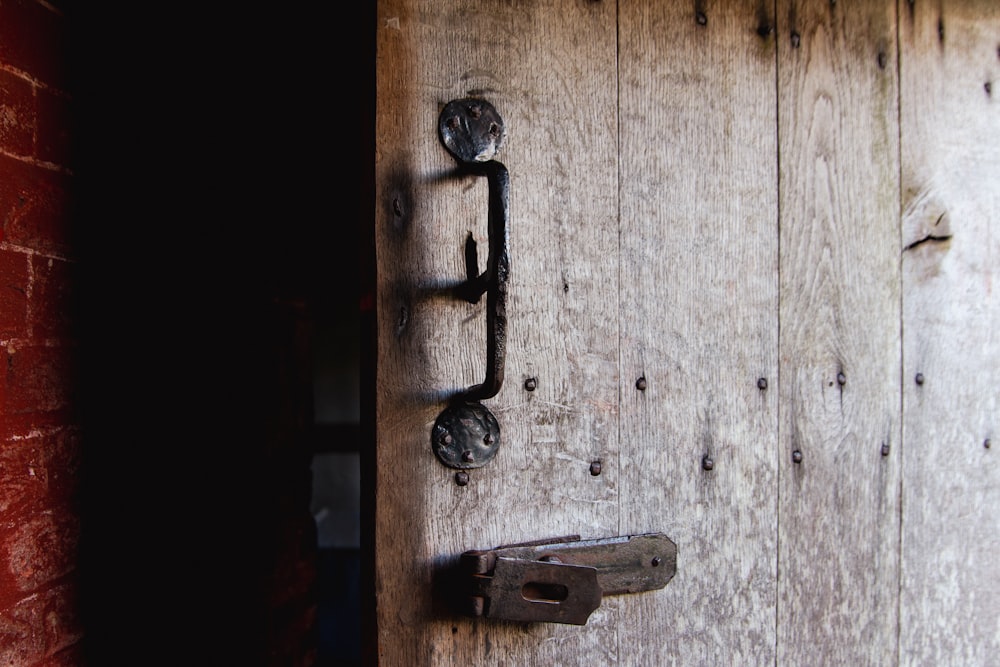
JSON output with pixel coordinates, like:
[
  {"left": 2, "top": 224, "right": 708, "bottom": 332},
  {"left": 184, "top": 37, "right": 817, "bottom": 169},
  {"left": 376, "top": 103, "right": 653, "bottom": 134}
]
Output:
[
  {"left": 893, "top": 1, "right": 905, "bottom": 664},
  {"left": 614, "top": 2, "right": 623, "bottom": 665},
  {"left": 771, "top": 0, "right": 783, "bottom": 665}
]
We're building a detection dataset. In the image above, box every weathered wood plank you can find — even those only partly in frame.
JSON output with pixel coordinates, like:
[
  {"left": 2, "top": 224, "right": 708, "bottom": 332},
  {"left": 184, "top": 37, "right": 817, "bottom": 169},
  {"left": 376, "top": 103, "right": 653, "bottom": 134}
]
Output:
[
  {"left": 375, "top": 0, "right": 620, "bottom": 664},
  {"left": 899, "top": 3, "right": 1000, "bottom": 665},
  {"left": 617, "top": 1, "right": 780, "bottom": 663},
  {"left": 775, "top": 1, "right": 901, "bottom": 664}
]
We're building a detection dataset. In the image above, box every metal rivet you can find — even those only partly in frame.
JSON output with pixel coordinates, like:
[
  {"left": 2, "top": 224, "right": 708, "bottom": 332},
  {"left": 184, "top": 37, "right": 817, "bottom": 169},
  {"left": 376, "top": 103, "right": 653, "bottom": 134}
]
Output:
[
  {"left": 792, "top": 450, "right": 803, "bottom": 464},
  {"left": 702, "top": 455, "right": 714, "bottom": 471},
  {"left": 524, "top": 377, "right": 537, "bottom": 391},
  {"left": 696, "top": 11, "right": 707, "bottom": 26},
  {"left": 483, "top": 433, "right": 494, "bottom": 445},
  {"left": 636, "top": 376, "right": 647, "bottom": 391},
  {"left": 590, "top": 461, "right": 602, "bottom": 476},
  {"left": 985, "top": 439, "right": 992, "bottom": 450},
  {"left": 757, "top": 377, "right": 768, "bottom": 390},
  {"left": 651, "top": 557, "right": 662, "bottom": 567},
  {"left": 791, "top": 32, "right": 801, "bottom": 48},
  {"left": 837, "top": 372, "right": 847, "bottom": 386},
  {"left": 461, "top": 450, "right": 474, "bottom": 463},
  {"left": 468, "top": 104, "right": 482, "bottom": 119},
  {"left": 455, "top": 472, "right": 470, "bottom": 486},
  {"left": 881, "top": 442, "right": 891, "bottom": 456},
  {"left": 440, "top": 433, "right": 453, "bottom": 446},
  {"left": 915, "top": 373, "right": 925, "bottom": 385},
  {"left": 446, "top": 116, "right": 460, "bottom": 130}
]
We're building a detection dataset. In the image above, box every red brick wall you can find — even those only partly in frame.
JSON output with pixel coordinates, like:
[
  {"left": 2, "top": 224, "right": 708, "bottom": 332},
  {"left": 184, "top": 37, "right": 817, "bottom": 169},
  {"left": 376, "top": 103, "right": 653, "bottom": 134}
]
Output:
[{"left": 0, "top": 1, "right": 83, "bottom": 664}]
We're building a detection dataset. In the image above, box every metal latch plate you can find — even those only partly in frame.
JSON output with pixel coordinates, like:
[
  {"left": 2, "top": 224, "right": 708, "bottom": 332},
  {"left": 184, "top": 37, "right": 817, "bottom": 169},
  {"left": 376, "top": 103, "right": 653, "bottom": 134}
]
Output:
[{"left": 462, "top": 532, "right": 677, "bottom": 625}]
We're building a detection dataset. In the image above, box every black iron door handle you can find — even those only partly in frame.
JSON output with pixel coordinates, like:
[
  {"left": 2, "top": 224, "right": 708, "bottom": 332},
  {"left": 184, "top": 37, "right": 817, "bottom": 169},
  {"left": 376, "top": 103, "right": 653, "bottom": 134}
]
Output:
[
  {"left": 431, "top": 98, "right": 509, "bottom": 471},
  {"left": 439, "top": 98, "right": 509, "bottom": 402}
]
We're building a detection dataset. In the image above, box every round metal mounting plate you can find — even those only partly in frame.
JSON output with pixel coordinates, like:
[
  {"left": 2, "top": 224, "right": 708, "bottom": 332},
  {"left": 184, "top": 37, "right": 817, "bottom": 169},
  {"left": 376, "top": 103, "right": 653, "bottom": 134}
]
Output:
[
  {"left": 432, "top": 401, "right": 501, "bottom": 469},
  {"left": 438, "top": 98, "right": 506, "bottom": 164}
]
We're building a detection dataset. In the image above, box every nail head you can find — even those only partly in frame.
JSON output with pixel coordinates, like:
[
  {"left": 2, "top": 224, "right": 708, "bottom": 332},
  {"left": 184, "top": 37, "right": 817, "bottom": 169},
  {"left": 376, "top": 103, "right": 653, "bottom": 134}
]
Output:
[
  {"left": 636, "top": 376, "right": 647, "bottom": 391},
  {"left": 590, "top": 461, "right": 602, "bottom": 476},
  {"left": 455, "top": 472, "right": 470, "bottom": 486},
  {"left": 757, "top": 377, "right": 768, "bottom": 390},
  {"left": 837, "top": 372, "right": 847, "bottom": 386},
  {"left": 915, "top": 373, "right": 925, "bottom": 385},
  {"left": 702, "top": 455, "right": 714, "bottom": 471},
  {"left": 985, "top": 439, "right": 992, "bottom": 450},
  {"left": 524, "top": 377, "right": 537, "bottom": 391},
  {"left": 881, "top": 442, "right": 891, "bottom": 456},
  {"left": 792, "top": 450, "right": 803, "bottom": 464}
]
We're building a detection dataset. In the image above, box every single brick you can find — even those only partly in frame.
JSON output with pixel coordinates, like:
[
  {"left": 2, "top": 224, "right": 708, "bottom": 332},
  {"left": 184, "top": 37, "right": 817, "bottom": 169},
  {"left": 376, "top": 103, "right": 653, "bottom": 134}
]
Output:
[
  {"left": 3, "top": 511, "right": 80, "bottom": 594},
  {"left": 0, "top": 70, "right": 35, "bottom": 158},
  {"left": 0, "top": 428, "right": 80, "bottom": 520},
  {"left": 0, "top": 154, "right": 74, "bottom": 257},
  {"left": 0, "top": 248, "right": 29, "bottom": 338},
  {"left": 4, "top": 344, "right": 76, "bottom": 417}
]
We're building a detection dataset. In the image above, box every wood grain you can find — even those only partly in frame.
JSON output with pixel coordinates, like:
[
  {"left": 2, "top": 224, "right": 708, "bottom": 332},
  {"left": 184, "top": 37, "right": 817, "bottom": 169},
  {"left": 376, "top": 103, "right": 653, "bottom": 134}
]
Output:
[
  {"left": 775, "top": 1, "right": 901, "bottom": 664},
  {"left": 375, "top": 0, "right": 620, "bottom": 663},
  {"left": 617, "top": 1, "right": 780, "bottom": 663},
  {"left": 899, "top": 3, "right": 1000, "bottom": 665}
]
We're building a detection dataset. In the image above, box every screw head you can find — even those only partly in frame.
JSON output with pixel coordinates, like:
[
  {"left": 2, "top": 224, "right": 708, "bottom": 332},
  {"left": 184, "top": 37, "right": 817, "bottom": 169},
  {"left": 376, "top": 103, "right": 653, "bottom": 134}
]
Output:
[
  {"left": 589, "top": 461, "right": 602, "bottom": 476},
  {"left": 792, "top": 450, "right": 803, "bottom": 464}
]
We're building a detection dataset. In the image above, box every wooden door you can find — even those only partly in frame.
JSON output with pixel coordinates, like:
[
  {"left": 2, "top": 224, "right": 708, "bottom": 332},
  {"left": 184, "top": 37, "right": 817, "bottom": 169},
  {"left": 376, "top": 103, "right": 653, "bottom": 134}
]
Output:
[{"left": 373, "top": 1, "right": 999, "bottom": 665}]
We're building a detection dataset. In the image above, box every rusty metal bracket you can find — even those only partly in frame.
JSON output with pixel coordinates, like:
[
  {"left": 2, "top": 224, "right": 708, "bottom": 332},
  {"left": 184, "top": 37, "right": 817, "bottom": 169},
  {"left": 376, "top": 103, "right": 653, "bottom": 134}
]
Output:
[{"left": 460, "top": 533, "right": 677, "bottom": 625}]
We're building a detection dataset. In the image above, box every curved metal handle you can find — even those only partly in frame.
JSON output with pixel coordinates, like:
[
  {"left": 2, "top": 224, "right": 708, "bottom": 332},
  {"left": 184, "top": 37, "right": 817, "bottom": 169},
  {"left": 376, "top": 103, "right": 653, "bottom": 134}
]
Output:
[{"left": 438, "top": 98, "right": 509, "bottom": 403}]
